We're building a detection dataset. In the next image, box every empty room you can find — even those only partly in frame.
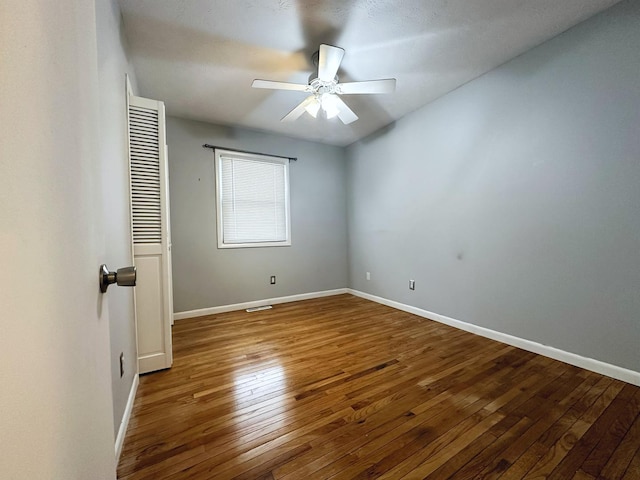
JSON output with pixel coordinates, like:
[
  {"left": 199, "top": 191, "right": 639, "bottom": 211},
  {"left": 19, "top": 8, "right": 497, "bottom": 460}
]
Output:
[{"left": 2, "top": 0, "right": 639, "bottom": 479}]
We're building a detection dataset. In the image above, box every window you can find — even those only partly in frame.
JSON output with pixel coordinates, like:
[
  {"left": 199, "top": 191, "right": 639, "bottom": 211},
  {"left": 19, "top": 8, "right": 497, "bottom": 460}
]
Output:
[{"left": 215, "top": 149, "right": 291, "bottom": 248}]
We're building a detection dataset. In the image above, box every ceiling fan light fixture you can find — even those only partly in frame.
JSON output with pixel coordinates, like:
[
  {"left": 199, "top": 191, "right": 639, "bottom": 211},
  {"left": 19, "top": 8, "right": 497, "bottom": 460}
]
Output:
[
  {"left": 321, "top": 94, "right": 340, "bottom": 119},
  {"left": 325, "top": 105, "right": 340, "bottom": 119},
  {"left": 305, "top": 98, "right": 321, "bottom": 118}
]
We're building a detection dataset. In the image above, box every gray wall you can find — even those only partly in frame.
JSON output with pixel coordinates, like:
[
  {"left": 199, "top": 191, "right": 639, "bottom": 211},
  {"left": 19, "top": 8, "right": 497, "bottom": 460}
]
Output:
[
  {"left": 347, "top": 0, "right": 640, "bottom": 372},
  {"left": 96, "top": 0, "right": 139, "bottom": 438},
  {"left": 166, "top": 118, "right": 349, "bottom": 312}
]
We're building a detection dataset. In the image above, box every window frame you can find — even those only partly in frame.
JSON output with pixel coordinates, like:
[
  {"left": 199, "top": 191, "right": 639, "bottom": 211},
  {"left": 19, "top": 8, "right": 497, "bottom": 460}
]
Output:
[{"left": 214, "top": 148, "right": 292, "bottom": 249}]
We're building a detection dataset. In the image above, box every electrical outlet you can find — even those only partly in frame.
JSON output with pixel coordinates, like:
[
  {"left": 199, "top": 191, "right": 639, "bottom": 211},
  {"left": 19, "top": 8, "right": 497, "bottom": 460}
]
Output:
[
  {"left": 366, "top": 272, "right": 371, "bottom": 281},
  {"left": 270, "top": 275, "right": 276, "bottom": 285},
  {"left": 119, "top": 352, "right": 124, "bottom": 377},
  {"left": 409, "top": 280, "right": 415, "bottom": 290}
]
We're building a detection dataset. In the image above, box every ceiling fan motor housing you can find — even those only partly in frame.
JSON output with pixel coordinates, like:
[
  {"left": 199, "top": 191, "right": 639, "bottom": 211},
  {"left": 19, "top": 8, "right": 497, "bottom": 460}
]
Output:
[{"left": 309, "top": 77, "right": 339, "bottom": 95}]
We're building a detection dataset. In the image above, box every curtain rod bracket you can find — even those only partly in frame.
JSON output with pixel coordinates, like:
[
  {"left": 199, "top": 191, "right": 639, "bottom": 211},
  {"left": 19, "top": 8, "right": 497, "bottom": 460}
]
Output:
[{"left": 202, "top": 144, "right": 297, "bottom": 161}]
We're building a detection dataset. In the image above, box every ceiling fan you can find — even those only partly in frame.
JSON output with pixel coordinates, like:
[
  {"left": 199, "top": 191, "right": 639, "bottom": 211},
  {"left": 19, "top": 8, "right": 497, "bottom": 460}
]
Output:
[{"left": 252, "top": 44, "right": 396, "bottom": 125}]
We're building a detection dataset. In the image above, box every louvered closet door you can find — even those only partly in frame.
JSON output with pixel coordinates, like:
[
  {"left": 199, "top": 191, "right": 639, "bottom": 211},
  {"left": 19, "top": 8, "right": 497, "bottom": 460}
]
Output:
[{"left": 128, "top": 95, "right": 173, "bottom": 374}]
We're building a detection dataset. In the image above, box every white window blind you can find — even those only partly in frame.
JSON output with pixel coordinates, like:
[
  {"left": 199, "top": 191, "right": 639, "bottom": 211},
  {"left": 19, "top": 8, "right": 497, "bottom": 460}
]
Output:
[{"left": 215, "top": 149, "right": 291, "bottom": 248}]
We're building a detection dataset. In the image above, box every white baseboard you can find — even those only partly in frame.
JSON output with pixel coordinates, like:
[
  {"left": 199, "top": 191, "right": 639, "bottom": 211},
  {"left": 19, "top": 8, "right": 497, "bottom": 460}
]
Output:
[
  {"left": 173, "top": 288, "right": 350, "bottom": 321},
  {"left": 348, "top": 289, "right": 640, "bottom": 387},
  {"left": 115, "top": 373, "right": 139, "bottom": 461}
]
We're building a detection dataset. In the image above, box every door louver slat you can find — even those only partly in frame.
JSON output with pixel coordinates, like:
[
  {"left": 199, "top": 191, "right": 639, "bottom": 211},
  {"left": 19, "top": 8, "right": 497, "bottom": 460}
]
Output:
[{"left": 129, "top": 104, "right": 162, "bottom": 244}]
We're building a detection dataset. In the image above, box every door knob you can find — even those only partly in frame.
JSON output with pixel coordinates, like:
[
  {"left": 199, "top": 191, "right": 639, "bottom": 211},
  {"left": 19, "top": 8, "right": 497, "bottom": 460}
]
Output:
[{"left": 99, "top": 264, "right": 136, "bottom": 293}]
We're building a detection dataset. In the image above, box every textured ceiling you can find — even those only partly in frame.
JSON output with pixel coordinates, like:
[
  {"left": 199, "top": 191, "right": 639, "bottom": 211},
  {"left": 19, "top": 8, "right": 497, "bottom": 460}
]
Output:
[{"left": 119, "top": 0, "right": 620, "bottom": 146}]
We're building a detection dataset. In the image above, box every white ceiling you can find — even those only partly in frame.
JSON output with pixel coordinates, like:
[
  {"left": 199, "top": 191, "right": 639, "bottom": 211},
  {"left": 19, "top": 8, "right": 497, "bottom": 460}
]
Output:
[{"left": 119, "top": 0, "right": 619, "bottom": 146}]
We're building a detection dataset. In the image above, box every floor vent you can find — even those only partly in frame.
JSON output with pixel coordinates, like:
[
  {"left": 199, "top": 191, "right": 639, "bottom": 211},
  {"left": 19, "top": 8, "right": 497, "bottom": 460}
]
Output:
[{"left": 246, "top": 305, "right": 273, "bottom": 313}]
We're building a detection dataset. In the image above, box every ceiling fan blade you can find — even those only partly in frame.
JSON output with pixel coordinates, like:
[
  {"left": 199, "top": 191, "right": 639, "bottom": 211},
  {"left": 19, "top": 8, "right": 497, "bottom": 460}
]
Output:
[
  {"left": 281, "top": 96, "right": 317, "bottom": 122},
  {"left": 332, "top": 96, "right": 358, "bottom": 125},
  {"left": 338, "top": 79, "right": 396, "bottom": 95},
  {"left": 318, "top": 44, "right": 345, "bottom": 82},
  {"left": 252, "top": 79, "right": 310, "bottom": 92}
]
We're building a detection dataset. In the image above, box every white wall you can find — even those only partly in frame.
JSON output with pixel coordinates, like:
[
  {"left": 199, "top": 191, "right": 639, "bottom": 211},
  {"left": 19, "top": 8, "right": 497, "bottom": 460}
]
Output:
[
  {"left": 347, "top": 0, "right": 640, "bottom": 373},
  {"left": 95, "top": 0, "right": 140, "bottom": 439},
  {"left": 0, "top": 1, "right": 117, "bottom": 478},
  {"left": 166, "top": 117, "right": 349, "bottom": 312}
]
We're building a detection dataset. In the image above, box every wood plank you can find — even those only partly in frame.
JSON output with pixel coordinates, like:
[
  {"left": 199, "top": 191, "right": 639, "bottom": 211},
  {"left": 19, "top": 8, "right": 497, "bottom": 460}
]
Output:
[
  {"left": 599, "top": 410, "right": 640, "bottom": 479},
  {"left": 500, "top": 378, "right": 625, "bottom": 479},
  {"left": 473, "top": 373, "right": 606, "bottom": 480},
  {"left": 276, "top": 348, "right": 543, "bottom": 479},
  {"left": 457, "top": 372, "right": 601, "bottom": 479},
  {"left": 116, "top": 294, "right": 640, "bottom": 480},
  {"left": 580, "top": 390, "right": 640, "bottom": 477},
  {"left": 547, "top": 383, "right": 637, "bottom": 479},
  {"left": 621, "top": 446, "right": 640, "bottom": 480},
  {"left": 571, "top": 470, "right": 595, "bottom": 480}
]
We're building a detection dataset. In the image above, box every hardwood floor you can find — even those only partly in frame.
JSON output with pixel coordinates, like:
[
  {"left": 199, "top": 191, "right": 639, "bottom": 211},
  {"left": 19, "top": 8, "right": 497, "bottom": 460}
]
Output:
[{"left": 118, "top": 294, "right": 640, "bottom": 479}]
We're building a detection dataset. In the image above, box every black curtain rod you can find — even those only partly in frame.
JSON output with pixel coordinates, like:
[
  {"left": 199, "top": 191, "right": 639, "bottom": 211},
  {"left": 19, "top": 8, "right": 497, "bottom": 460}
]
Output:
[{"left": 202, "top": 144, "right": 297, "bottom": 161}]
